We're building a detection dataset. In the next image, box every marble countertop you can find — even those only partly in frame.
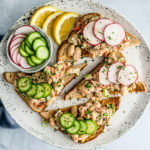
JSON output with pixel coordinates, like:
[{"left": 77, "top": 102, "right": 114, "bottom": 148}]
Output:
[{"left": 0, "top": 0, "right": 150, "bottom": 150}]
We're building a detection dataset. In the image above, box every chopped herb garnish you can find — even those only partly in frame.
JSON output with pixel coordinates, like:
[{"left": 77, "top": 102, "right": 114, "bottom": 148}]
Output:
[
  {"left": 102, "top": 41, "right": 105, "bottom": 43},
  {"left": 102, "top": 69, "right": 106, "bottom": 73},
  {"left": 97, "top": 115, "right": 101, "bottom": 119},
  {"left": 103, "top": 113, "right": 108, "bottom": 116},
  {"left": 85, "top": 83, "right": 92, "bottom": 89},
  {"left": 57, "top": 84, "right": 61, "bottom": 87},
  {"left": 69, "top": 97, "right": 72, "bottom": 100},
  {"left": 92, "top": 59, "right": 94, "bottom": 62},
  {"left": 108, "top": 36, "right": 111, "bottom": 40},
  {"left": 77, "top": 98, "right": 80, "bottom": 101},
  {"left": 117, "top": 66, "right": 122, "bottom": 69},
  {"left": 130, "top": 72, "right": 133, "bottom": 74},
  {"left": 85, "top": 109, "right": 90, "bottom": 115},
  {"left": 98, "top": 31, "right": 103, "bottom": 34},
  {"left": 86, "top": 38, "right": 89, "bottom": 41},
  {"left": 112, "top": 32, "right": 114, "bottom": 34},
  {"left": 52, "top": 72, "right": 56, "bottom": 75},
  {"left": 71, "top": 61, "right": 74, "bottom": 65},
  {"left": 120, "top": 45, "right": 122, "bottom": 47},
  {"left": 84, "top": 60, "right": 87, "bottom": 63}
]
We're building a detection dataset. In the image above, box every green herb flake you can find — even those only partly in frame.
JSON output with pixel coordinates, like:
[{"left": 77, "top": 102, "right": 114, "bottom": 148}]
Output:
[
  {"left": 117, "top": 66, "right": 122, "bottom": 69},
  {"left": 52, "top": 72, "right": 56, "bottom": 75},
  {"left": 86, "top": 38, "right": 89, "bottom": 41},
  {"left": 85, "top": 83, "right": 92, "bottom": 89},
  {"left": 42, "top": 120, "right": 48, "bottom": 127},
  {"left": 57, "top": 84, "right": 61, "bottom": 87},
  {"left": 103, "top": 113, "right": 108, "bottom": 116},
  {"left": 98, "top": 31, "right": 103, "bottom": 34},
  {"left": 71, "top": 61, "right": 74, "bottom": 65},
  {"left": 108, "top": 36, "right": 111, "bottom": 40},
  {"left": 69, "top": 97, "right": 72, "bottom": 100}
]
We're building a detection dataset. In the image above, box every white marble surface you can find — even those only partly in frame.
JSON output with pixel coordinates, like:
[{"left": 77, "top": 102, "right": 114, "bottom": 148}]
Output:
[{"left": 0, "top": 0, "right": 150, "bottom": 150}]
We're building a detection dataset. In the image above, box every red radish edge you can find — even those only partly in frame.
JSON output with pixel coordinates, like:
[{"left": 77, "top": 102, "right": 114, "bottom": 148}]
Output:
[
  {"left": 117, "top": 65, "right": 138, "bottom": 86},
  {"left": 11, "top": 49, "right": 19, "bottom": 65},
  {"left": 107, "top": 62, "right": 124, "bottom": 84},
  {"left": 93, "top": 18, "right": 113, "bottom": 41},
  {"left": 9, "top": 37, "right": 24, "bottom": 50},
  {"left": 14, "top": 25, "right": 36, "bottom": 36},
  {"left": 9, "top": 43, "right": 20, "bottom": 59},
  {"left": 104, "top": 23, "right": 126, "bottom": 46},
  {"left": 16, "top": 53, "right": 22, "bottom": 65},
  {"left": 83, "top": 21, "right": 101, "bottom": 46},
  {"left": 11, "top": 34, "right": 26, "bottom": 42}
]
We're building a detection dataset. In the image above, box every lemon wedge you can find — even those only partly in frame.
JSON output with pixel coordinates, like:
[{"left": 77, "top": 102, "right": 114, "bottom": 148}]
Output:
[
  {"left": 52, "top": 12, "right": 80, "bottom": 45},
  {"left": 42, "top": 11, "right": 64, "bottom": 37},
  {"left": 30, "top": 6, "right": 58, "bottom": 28}
]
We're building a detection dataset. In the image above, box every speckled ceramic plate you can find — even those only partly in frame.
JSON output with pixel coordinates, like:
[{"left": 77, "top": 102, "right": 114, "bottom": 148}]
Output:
[{"left": 0, "top": 0, "right": 150, "bottom": 149}]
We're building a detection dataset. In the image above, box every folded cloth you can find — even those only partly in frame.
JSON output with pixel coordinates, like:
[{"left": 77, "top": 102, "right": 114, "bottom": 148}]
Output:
[{"left": 0, "top": 35, "right": 19, "bottom": 128}]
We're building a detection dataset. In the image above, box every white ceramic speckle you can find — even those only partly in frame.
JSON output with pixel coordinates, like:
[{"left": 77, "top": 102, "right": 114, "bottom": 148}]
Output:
[{"left": 0, "top": 0, "right": 150, "bottom": 149}]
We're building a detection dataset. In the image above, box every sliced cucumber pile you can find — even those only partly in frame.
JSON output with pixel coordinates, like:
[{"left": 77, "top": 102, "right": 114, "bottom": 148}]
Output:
[
  {"left": 59, "top": 112, "right": 98, "bottom": 135},
  {"left": 19, "top": 32, "right": 49, "bottom": 67},
  {"left": 17, "top": 77, "right": 52, "bottom": 99}
]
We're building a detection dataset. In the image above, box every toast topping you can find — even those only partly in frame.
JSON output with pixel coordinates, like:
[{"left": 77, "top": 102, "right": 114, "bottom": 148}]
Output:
[
  {"left": 76, "top": 55, "right": 139, "bottom": 100},
  {"left": 49, "top": 99, "right": 115, "bottom": 143}
]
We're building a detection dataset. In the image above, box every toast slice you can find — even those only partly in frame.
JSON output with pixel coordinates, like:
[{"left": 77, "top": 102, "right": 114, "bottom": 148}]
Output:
[
  {"left": 57, "top": 13, "right": 139, "bottom": 61},
  {"left": 4, "top": 62, "right": 87, "bottom": 112},
  {"left": 40, "top": 96, "right": 120, "bottom": 143},
  {"left": 64, "top": 52, "right": 146, "bottom": 100}
]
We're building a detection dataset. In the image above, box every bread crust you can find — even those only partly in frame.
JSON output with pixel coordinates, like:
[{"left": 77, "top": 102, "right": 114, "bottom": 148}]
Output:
[
  {"left": 40, "top": 97, "right": 120, "bottom": 143},
  {"left": 3, "top": 63, "right": 87, "bottom": 112},
  {"left": 64, "top": 57, "right": 146, "bottom": 100},
  {"left": 57, "top": 13, "right": 140, "bottom": 62}
]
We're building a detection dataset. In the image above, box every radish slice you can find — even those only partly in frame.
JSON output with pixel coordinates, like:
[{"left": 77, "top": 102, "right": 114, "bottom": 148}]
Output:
[
  {"left": 16, "top": 53, "right": 22, "bottom": 65},
  {"left": 14, "top": 25, "right": 36, "bottom": 36},
  {"left": 9, "top": 43, "right": 20, "bottom": 58},
  {"left": 118, "top": 65, "right": 138, "bottom": 86},
  {"left": 94, "top": 19, "right": 113, "bottom": 41},
  {"left": 83, "top": 21, "right": 101, "bottom": 45},
  {"left": 20, "top": 57, "right": 32, "bottom": 69},
  {"left": 9, "top": 37, "right": 24, "bottom": 49},
  {"left": 11, "top": 34, "right": 26, "bottom": 42},
  {"left": 12, "top": 49, "right": 19, "bottom": 65},
  {"left": 104, "top": 23, "right": 125, "bottom": 46},
  {"left": 99, "top": 65, "right": 111, "bottom": 85},
  {"left": 108, "top": 62, "right": 124, "bottom": 84}
]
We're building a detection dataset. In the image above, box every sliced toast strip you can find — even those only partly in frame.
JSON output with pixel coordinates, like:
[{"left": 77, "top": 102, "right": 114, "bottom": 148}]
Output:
[
  {"left": 40, "top": 97, "right": 120, "bottom": 143},
  {"left": 64, "top": 52, "right": 146, "bottom": 100},
  {"left": 4, "top": 63, "right": 87, "bottom": 112},
  {"left": 57, "top": 13, "right": 139, "bottom": 61}
]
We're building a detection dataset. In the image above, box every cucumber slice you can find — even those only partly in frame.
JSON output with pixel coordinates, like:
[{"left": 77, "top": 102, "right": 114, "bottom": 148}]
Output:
[
  {"left": 27, "top": 57, "right": 36, "bottom": 66},
  {"left": 67, "top": 120, "right": 81, "bottom": 134},
  {"left": 42, "top": 83, "right": 52, "bottom": 97},
  {"left": 19, "top": 47, "right": 29, "bottom": 57},
  {"left": 21, "top": 40, "right": 25, "bottom": 50},
  {"left": 26, "top": 84, "right": 38, "bottom": 97},
  {"left": 17, "top": 77, "right": 31, "bottom": 93},
  {"left": 33, "top": 84, "right": 45, "bottom": 99},
  {"left": 25, "top": 38, "right": 32, "bottom": 48},
  {"left": 32, "top": 38, "right": 47, "bottom": 50},
  {"left": 40, "top": 37, "right": 47, "bottom": 45},
  {"left": 31, "top": 56, "right": 43, "bottom": 65},
  {"left": 25, "top": 45, "right": 35, "bottom": 55},
  {"left": 59, "top": 113, "right": 75, "bottom": 129},
  {"left": 78, "top": 120, "right": 88, "bottom": 135},
  {"left": 86, "top": 120, "right": 97, "bottom": 135},
  {"left": 27, "top": 32, "right": 41, "bottom": 45},
  {"left": 36, "top": 46, "right": 50, "bottom": 60}
]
